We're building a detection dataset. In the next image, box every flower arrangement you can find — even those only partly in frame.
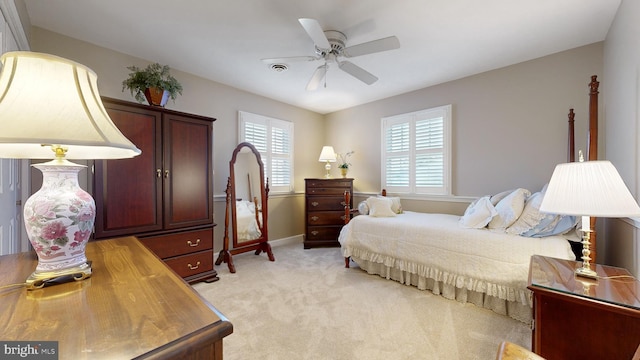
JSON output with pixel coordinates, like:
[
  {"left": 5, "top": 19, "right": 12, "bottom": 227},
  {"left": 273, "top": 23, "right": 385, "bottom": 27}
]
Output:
[{"left": 337, "top": 150, "right": 354, "bottom": 169}]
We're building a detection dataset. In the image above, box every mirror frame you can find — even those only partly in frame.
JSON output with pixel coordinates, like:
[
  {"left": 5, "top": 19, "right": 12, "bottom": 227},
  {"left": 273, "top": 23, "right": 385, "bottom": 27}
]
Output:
[
  {"left": 216, "top": 142, "right": 274, "bottom": 273},
  {"left": 230, "top": 142, "right": 268, "bottom": 248}
]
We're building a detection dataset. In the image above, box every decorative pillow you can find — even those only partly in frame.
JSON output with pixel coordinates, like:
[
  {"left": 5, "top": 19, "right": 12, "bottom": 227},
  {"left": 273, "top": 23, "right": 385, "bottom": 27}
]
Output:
[
  {"left": 488, "top": 188, "right": 531, "bottom": 229},
  {"left": 490, "top": 189, "right": 513, "bottom": 206},
  {"left": 366, "top": 196, "right": 396, "bottom": 217},
  {"left": 380, "top": 196, "right": 403, "bottom": 214},
  {"left": 357, "top": 201, "right": 369, "bottom": 215},
  {"left": 505, "top": 192, "right": 546, "bottom": 235},
  {"left": 459, "top": 196, "right": 497, "bottom": 229},
  {"left": 506, "top": 189, "right": 578, "bottom": 237}
]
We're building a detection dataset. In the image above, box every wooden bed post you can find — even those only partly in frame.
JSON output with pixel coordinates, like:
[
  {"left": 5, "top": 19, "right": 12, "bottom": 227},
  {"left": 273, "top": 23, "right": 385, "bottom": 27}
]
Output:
[
  {"left": 588, "top": 75, "right": 600, "bottom": 263},
  {"left": 568, "top": 109, "right": 575, "bottom": 162}
]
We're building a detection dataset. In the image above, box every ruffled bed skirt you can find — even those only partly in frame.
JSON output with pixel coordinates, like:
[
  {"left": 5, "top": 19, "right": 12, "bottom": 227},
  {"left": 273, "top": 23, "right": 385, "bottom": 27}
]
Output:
[{"left": 350, "top": 255, "right": 533, "bottom": 325}]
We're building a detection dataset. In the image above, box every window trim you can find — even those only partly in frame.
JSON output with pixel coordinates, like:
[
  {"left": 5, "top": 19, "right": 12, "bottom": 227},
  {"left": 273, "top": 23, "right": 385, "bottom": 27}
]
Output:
[
  {"left": 238, "top": 111, "right": 294, "bottom": 194},
  {"left": 381, "top": 104, "right": 452, "bottom": 196}
]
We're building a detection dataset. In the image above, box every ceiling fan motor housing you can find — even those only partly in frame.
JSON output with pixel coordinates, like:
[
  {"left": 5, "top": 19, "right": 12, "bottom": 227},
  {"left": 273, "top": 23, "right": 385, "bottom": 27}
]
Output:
[{"left": 315, "top": 30, "right": 346, "bottom": 57}]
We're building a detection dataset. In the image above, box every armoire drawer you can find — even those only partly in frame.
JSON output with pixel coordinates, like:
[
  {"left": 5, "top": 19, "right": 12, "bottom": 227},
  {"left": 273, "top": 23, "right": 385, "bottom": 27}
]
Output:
[
  {"left": 164, "top": 250, "right": 214, "bottom": 278},
  {"left": 139, "top": 228, "right": 213, "bottom": 259}
]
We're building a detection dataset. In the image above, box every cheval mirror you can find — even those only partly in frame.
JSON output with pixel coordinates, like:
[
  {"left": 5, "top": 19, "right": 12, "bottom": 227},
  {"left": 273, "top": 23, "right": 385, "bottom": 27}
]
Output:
[{"left": 216, "top": 142, "right": 274, "bottom": 273}]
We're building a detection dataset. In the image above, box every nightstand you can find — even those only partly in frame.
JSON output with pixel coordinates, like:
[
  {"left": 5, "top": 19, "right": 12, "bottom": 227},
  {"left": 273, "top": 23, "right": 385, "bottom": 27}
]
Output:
[
  {"left": 304, "top": 178, "right": 353, "bottom": 249},
  {"left": 528, "top": 255, "right": 640, "bottom": 360}
]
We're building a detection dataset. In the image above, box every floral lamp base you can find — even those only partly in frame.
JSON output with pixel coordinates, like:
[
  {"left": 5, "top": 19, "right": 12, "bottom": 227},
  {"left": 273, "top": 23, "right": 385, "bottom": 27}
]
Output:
[{"left": 23, "top": 159, "right": 96, "bottom": 290}]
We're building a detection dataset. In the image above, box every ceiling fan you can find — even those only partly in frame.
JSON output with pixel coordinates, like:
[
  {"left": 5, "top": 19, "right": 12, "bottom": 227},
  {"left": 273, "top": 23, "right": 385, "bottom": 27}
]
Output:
[{"left": 262, "top": 18, "right": 400, "bottom": 91}]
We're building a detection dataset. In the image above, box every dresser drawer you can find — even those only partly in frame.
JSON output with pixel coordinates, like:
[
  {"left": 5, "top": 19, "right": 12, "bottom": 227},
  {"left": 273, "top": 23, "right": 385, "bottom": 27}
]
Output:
[
  {"left": 140, "top": 228, "right": 213, "bottom": 259},
  {"left": 306, "top": 226, "right": 342, "bottom": 241},
  {"left": 307, "top": 196, "right": 348, "bottom": 211},
  {"left": 306, "top": 187, "right": 350, "bottom": 196},
  {"left": 164, "top": 250, "right": 214, "bottom": 278},
  {"left": 307, "top": 211, "right": 347, "bottom": 225},
  {"left": 306, "top": 179, "right": 353, "bottom": 189}
]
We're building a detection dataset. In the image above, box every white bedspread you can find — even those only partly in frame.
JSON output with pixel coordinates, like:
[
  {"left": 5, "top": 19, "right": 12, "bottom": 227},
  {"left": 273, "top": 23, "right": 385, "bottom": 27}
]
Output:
[{"left": 338, "top": 211, "right": 576, "bottom": 321}]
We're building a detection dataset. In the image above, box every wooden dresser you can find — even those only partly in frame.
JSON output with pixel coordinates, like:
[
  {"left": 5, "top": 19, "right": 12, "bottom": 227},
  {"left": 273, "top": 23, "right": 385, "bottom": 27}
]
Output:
[
  {"left": 304, "top": 178, "right": 353, "bottom": 249},
  {"left": 528, "top": 255, "right": 640, "bottom": 360},
  {"left": 94, "top": 98, "right": 217, "bottom": 283},
  {"left": 0, "top": 237, "right": 233, "bottom": 359}
]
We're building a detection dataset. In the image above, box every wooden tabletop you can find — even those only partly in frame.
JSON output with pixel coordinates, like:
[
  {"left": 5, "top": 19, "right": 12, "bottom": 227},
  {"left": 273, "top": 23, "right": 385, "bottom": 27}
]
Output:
[
  {"left": 0, "top": 236, "right": 232, "bottom": 359},
  {"left": 528, "top": 255, "right": 640, "bottom": 310}
]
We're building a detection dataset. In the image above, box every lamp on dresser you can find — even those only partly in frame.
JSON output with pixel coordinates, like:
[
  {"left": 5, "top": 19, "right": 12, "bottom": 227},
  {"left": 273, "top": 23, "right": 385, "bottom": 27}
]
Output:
[
  {"left": 318, "top": 145, "right": 336, "bottom": 178},
  {"left": 540, "top": 151, "right": 640, "bottom": 279},
  {"left": 0, "top": 51, "right": 141, "bottom": 289}
]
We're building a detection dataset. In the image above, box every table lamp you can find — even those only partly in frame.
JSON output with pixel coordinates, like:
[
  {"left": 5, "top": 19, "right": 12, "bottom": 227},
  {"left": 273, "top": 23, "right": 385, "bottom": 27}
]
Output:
[
  {"left": 540, "top": 152, "right": 640, "bottom": 279},
  {"left": 0, "top": 51, "right": 141, "bottom": 289},
  {"left": 318, "top": 145, "right": 336, "bottom": 178}
]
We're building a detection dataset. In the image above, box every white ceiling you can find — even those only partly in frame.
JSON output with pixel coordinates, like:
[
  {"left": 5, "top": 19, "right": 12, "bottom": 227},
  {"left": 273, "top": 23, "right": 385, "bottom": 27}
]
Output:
[{"left": 24, "top": 0, "right": 620, "bottom": 114}]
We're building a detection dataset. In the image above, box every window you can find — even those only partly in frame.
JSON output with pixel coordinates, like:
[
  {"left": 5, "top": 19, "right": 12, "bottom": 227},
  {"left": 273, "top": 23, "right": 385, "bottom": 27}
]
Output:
[
  {"left": 238, "top": 111, "right": 294, "bottom": 193},
  {"left": 382, "top": 105, "right": 451, "bottom": 195}
]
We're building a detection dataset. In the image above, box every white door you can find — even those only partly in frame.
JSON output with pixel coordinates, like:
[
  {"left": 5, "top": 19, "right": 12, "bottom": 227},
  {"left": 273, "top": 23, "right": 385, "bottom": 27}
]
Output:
[
  {"left": 0, "top": 159, "right": 20, "bottom": 255},
  {"left": 0, "top": 4, "right": 28, "bottom": 255}
]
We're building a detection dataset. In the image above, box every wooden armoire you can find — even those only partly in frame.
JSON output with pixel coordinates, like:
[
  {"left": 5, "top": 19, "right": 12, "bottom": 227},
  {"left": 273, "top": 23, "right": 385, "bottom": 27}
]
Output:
[{"left": 93, "top": 97, "right": 218, "bottom": 283}]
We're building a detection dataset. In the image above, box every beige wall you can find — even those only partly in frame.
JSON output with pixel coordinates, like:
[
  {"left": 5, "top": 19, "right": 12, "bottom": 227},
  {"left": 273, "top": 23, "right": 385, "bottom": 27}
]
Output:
[
  {"left": 602, "top": 0, "right": 640, "bottom": 276},
  {"left": 326, "top": 43, "right": 603, "bottom": 214},
  {"left": 29, "top": 27, "right": 325, "bottom": 251}
]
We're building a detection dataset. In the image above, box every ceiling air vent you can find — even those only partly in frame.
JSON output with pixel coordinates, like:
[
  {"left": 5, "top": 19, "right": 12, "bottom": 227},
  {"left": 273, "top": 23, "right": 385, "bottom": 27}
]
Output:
[{"left": 270, "top": 63, "right": 288, "bottom": 72}]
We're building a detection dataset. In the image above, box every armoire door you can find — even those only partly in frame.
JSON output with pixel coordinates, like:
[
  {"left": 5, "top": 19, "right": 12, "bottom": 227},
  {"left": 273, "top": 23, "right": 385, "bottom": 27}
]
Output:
[
  {"left": 94, "top": 101, "right": 163, "bottom": 238},
  {"left": 162, "top": 113, "right": 214, "bottom": 229}
]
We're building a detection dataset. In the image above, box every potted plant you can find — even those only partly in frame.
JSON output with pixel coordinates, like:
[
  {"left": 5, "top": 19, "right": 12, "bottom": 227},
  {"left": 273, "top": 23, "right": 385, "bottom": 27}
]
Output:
[
  {"left": 122, "top": 63, "right": 183, "bottom": 106},
  {"left": 337, "top": 150, "right": 354, "bottom": 177}
]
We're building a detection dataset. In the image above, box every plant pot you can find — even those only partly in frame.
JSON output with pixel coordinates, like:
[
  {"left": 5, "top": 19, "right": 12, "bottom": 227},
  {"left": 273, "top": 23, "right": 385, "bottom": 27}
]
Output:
[
  {"left": 144, "top": 87, "right": 170, "bottom": 107},
  {"left": 340, "top": 167, "right": 349, "bottom": 178}
]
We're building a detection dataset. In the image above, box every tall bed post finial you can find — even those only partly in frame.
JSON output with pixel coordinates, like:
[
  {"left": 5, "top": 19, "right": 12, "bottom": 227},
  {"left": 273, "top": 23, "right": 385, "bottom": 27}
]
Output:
[{"left": 568, "top": 109, "right": 575, "bottom": 162}]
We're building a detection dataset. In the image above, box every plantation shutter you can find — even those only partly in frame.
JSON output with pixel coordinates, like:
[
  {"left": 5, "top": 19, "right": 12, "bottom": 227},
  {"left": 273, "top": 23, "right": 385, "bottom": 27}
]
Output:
[
  {"left": 382, "top": 105, "right": 450, "bottom": 195},
  {"left": 238, "top": 111, "right": 294, "bottom": 193}
]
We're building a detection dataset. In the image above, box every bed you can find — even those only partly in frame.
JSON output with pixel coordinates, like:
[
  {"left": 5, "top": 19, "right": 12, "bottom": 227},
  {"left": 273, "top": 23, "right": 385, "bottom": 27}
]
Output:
[
  {"left": 235, "top": 199, "right": 262, "bottom": 241},
  {"left": 338, "top": 76, "right": 600, "bottom": 324}
]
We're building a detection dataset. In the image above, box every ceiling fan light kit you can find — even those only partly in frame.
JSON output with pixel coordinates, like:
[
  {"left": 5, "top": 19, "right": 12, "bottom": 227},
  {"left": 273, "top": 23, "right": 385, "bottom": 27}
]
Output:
[{"left": 262, "top": 18, "right": 400, "bottom": 91}]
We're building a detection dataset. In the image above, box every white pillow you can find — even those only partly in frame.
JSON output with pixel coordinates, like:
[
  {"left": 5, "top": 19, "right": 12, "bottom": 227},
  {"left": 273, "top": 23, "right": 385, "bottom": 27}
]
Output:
[
  {"left": 505, "top": 192, "right": 546, "bottom": 235},
  {"left": 488, "top": 188, "right": 531, "bottom": 229},
  {"left": 366, "top": 196, "right": 396, "bottom": 217},
  {"left": 357, "top": 201, "right": 369, "bottom": 215},
  {"left": 380, "top": 196, "right": 403, "bottom": 214},
  {"left": 459, "top": 196, "right": 497, "bottom": 228},
  {"left": 490, "top": 189, "right": 513, "bottom": 206}
]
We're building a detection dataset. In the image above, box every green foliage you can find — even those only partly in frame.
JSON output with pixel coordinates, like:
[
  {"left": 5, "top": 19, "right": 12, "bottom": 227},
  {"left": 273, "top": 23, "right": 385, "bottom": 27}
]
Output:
[{"left": 122, "top": 63, "right": 183, "bottom": 103}]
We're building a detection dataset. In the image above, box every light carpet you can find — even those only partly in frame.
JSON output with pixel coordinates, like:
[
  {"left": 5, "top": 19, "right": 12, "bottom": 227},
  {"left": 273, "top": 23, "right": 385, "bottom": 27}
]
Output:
[{"left": 194, "top": 241, "right": 531, "bottom": 360}]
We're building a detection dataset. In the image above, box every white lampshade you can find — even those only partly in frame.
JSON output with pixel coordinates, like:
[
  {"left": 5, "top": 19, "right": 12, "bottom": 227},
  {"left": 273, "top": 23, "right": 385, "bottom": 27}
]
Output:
[
  {"left": 540, "top": 160, "right": 640, "bottom": 218},
  {"left": 318, "top": 146, "right": 336, "bottom": 162},
  {"left": 0, "top": 51, "right": 141, "bottom": 159}
]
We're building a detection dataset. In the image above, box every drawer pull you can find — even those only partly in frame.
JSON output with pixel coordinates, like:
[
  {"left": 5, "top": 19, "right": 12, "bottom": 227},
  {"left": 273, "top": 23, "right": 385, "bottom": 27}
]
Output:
[
  {"left": 311, "top": 216, "right": 319, "bottom": 222},
  {"left": 340, "top": 201, "right": 347, "bottom": 206},
  {"left": 187, "top": 239, "right": 201, "bottom": 247},
  {"left": 188, "top": 261, "right": 201, "bottom": 270},
  {"left": 311, "top": 231, "right": 319, "bottom": 236},
  {"left": 311, "top": 201, "right": 319, "bottom": 207},
  {"left": 156, "top": 169, "right": 162, "bottom": 178}
]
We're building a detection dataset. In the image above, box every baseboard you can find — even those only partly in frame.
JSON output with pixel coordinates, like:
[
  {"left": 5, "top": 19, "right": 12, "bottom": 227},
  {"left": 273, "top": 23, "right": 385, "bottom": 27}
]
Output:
[{"left": 270, "top": 234, "right": 304, "bottom": 247}]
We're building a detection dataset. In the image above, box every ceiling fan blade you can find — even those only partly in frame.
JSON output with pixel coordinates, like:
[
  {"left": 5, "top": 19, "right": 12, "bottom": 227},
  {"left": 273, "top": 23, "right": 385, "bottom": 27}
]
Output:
[
  {"left": 298, "top": 18, "right": 331, "bottom": 50},
  {"left": 338, "top": 61, "right": 378, "bottom": 85},
  {"left": 343, "top": 36, "right": 400, "bottom": 58},
  {"left": 306, "top": 64, "right": 327, "bottom": 91},
  {"left": 261, "top": 56, "right": 319, "bottom": 64}
]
